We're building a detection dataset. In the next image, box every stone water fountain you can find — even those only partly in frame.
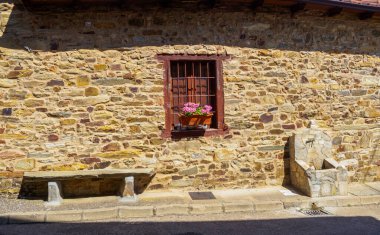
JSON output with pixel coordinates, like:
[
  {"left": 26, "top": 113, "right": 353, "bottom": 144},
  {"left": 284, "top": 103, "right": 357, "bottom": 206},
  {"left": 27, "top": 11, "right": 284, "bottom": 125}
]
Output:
[{"left": 289, "top": 121, "right": 348, "bottom": 197}]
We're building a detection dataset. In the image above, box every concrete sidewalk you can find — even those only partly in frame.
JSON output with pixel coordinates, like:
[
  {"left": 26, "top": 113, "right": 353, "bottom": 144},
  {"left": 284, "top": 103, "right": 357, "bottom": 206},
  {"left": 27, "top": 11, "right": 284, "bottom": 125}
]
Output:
[{"left": 0, "top": 183, "right": 379, "bottom": 224}]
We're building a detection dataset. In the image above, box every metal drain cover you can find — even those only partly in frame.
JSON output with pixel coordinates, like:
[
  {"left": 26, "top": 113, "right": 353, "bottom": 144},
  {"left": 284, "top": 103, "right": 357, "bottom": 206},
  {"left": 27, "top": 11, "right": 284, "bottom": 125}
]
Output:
[
  {"left": 299, "top": 208, "right": 331, "bottom": 216},
  {"left": 189, "top": 192, "right": 216, "bottom": 200}
]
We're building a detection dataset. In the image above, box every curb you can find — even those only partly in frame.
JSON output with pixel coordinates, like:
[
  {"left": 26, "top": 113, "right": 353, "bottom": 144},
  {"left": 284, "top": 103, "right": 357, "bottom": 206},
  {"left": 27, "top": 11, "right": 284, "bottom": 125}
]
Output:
[{"left": 1, "top": 195, "right": 379, "bottom": 224}]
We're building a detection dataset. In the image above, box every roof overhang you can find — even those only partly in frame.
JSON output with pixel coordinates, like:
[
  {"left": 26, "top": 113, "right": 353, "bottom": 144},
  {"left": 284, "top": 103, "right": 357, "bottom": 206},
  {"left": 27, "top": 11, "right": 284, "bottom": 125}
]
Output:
[{"left": 19, "top": 0, "right": 380, "bottom": 13}]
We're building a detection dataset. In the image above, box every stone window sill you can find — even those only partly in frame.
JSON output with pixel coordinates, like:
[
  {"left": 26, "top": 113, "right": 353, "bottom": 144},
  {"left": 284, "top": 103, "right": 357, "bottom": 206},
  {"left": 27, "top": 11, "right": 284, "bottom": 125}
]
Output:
[{"left": 161, "top": 128, "right": 229, "bottom": 139}]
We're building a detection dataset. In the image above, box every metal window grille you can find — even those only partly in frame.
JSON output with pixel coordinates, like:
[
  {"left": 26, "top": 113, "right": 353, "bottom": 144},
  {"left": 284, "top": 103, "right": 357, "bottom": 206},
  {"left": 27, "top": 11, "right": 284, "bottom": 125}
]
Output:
[{"left": 169, "top": 60, "right": 217, "bottom": 129}]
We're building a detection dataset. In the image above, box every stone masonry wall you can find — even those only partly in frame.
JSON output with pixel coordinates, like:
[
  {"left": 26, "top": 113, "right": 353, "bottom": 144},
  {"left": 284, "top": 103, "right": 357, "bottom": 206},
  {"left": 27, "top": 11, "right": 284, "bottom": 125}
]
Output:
[{"left": 0, "top": 1, "right": 379, "bottom": 195}]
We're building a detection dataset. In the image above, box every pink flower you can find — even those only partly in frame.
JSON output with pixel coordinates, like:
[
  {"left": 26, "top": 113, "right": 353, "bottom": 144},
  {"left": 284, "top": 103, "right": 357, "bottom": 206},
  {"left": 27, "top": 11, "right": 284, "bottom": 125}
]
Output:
[{"left": 182, "top": 103, "right": 212, "bottom": 115}]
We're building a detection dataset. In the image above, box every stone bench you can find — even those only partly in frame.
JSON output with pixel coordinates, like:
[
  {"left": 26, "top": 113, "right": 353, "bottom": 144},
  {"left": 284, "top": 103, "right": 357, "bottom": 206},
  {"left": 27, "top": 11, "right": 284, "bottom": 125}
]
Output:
[{"left": 22, "top": 169, "right": 155, "bottom": 206}]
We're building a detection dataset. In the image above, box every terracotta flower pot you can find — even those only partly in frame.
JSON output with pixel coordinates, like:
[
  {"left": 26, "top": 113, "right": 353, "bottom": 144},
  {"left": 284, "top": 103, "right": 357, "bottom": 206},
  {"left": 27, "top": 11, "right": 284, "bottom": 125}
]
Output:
[{"left": 178, "top": 114, "right": 213, "bottom": 128}]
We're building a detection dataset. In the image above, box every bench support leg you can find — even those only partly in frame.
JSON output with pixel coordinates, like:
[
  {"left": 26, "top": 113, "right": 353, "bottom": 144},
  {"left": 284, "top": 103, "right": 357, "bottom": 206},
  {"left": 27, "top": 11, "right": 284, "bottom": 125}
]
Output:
[
  {"left": 119, "top": 176, "right": 138, "bottom": 203},
  {"left": 45, "top": 181, "right": 63, "bottom": 206}
]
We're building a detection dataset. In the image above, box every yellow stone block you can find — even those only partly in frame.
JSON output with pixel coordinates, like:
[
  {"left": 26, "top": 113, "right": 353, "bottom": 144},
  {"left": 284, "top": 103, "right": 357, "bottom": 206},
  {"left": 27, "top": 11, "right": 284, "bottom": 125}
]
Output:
[
  {"left": 275, "top": 96, "right": 285, "bottom": 105},
  {"left": 0, "top": 100, "right": 18, "bottom": 107},
  {"left": 91, "top": 111, "right": 113, "bottom": 120},
  {"left": 258, "top": 49, "right": 271, "bottom": 56},
  {"left": 365, "top": 108, "right": 380, "bottom": 118},
  {"left": 330, "top": 84, "right": 340, "bottom": 90},
  {"left": 85, "top": 87, "right": 100, "bottom": 96},
  {"left": 308, "top": 84, "right": 325, "bottom": 89},
  {"left": 14, "top": 109, "right": 34, "bottom": 117},
  {"left": 95, "top": 149, "right": 141, "bottom": 159},
  {"left": 309, "top": 77, "right": 319, "bottom": 84},
  {"left": 52, "top": 163, "right": 88, "bottom": 171},
  {"left": 76, "top": 76, "right": 90, "bottom": 87},
  {"left": 94, "top": 64, "right": 107, "bottom": 71},
  {"left": 60, "top": 119, "right": 77, "bottom": 125},
  {"left": 97, "top": 125, "right": 117, "bottom": 132},
  {"left": 24, "top": 99, "right": 44, "bottom": 107},
  {"left": 0, "top": 134, "right": 28, "bottom": 139},
  {"left": 357, "top": 100, "right": 370, "bottom": 107}
]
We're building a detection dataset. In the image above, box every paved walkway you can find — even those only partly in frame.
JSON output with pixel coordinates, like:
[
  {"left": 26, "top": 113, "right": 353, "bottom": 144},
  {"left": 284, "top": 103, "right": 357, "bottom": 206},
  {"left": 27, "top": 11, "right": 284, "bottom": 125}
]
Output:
[{"left": 0, "top": 183, "right": 379, "bottom": 224}]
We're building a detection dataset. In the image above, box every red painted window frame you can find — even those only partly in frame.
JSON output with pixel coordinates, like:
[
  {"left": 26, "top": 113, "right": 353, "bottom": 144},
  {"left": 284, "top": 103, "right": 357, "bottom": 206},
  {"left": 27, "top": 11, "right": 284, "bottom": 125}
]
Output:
[{"left": 157, "top": 54, "right": 229, "bottom": 138}]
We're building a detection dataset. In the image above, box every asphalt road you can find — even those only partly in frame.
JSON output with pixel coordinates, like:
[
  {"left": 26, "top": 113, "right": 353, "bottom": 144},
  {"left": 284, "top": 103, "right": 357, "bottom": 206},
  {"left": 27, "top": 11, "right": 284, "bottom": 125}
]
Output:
[{"left": 1, "top": 207, "right": 379, "bottom": 235}]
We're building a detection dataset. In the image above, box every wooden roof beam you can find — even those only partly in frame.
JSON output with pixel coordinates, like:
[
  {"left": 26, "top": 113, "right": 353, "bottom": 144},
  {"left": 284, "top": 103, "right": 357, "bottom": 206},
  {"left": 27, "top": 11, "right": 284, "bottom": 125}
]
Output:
[
  {"left": 290, "top": 2, "right": 306, "bottom": 16},
  {"left": 250, "top": 0, "right": 264, "bottom": 11},
  {"left": 323, "top": 7, "right": 343, "bottom": 17},
  {"left": 358, "top": 11, "right": 374, "bottom": 20}
]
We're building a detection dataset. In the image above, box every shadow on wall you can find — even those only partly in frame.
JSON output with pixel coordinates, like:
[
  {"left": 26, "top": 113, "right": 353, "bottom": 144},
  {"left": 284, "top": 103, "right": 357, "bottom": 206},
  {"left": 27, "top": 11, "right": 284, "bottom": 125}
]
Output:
[
  {"left": 1, "top": 216, "right": 380, "bottom": 235},
  {"left": 281, "top": 137, "right": 291, "bottom": 186},
  {"left": 0, "top": 1, "right": 380, "bottom": 54}
]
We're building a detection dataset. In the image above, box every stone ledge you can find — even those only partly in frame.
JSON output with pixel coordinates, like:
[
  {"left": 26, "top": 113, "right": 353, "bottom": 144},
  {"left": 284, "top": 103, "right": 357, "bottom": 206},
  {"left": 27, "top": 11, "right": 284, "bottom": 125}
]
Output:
[
  {"left": 1, "top": 195, "right": 379, "bottom": 224},
  {"left": 82, "top": 208, "right": 118, "bottom": 221},
  {"left": 254, "top": 201, "right": 284, "bottom": 211},
  {"left": 223, "top": 202, "right": 254, "bottom": 213},
  {"left": 359, "top": 195, "right": 380, "bottom": 205},
  {"left": 155, "top": 204, "right": 189, "bottom": 216},
  {"left": 46, "top": 210, "right": 83, "bottom": 223},
  {"left": 189, "top": 203, "right": 223, "bottom": 214},
  {"left": 119, "top": 206, "right": 154, "bottom": 218}
]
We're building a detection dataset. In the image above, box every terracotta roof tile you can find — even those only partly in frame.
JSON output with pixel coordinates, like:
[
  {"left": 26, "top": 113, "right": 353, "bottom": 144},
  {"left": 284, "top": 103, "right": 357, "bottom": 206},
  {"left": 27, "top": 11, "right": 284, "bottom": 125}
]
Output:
[
  {"left": 344, "top": 0, "right": 380, "bottom": 7},
  {"left": 326, "top": 0, "right": 380, "bottom": 7}
]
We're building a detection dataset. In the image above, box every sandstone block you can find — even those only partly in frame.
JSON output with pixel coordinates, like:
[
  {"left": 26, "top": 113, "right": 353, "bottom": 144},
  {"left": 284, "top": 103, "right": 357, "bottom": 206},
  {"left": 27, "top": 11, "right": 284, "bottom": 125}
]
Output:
[
  {"left": 190, "top": 204, "right": 223, "bottom": 214},
  {"left": 7, "top": 70, "right": 33, "bottom": 79},
  {"left": 94, "top": 79, "right": 130, "bottom": 86},
  {"left": 91, "top": 110, "right": 113, "bottom": 120},
  {"left": 47, "top": 112, "right": 72, "bottom": 118},
  {"left": 15, "top": 158, "right": 36, "bottom": 170},
  {"left": 0, "top": 79, "right": 17, "bottom": 88},
  {"left": 364, "top": 108, "right": 380, "bottom": 118},
  {"left": 85, "top": 87, "right": 100, "bottom": 96},
  {"left": 254, "top": 201, "right": 283, "bottom": 211},
  {"left": 46, "top": 210, "right": 82, "bottom": 222},
  {"left": 94, "top": 64, "right": 107, "bottom": 71},
  {"left": 119, "top": 206, "right": 154, "bottom": 218},
  {"left": 336, "top": 196, "right": 361, "bottom": 207},
  {"left": 60, "top": 119, "right": 76, "bottom": 126},
  {"left": 73, "top": 95, "right": 110, "bottom": 106},
  {"left": 24, "top": 99, "right": 45, "bottom": 107},
  {"left": 282, "top": 199, "right": 310, "bottom": 209},
  {"left": 82, "top": 208, "right": 117, "bottom": 221},
  {"left": 155, "top": 204, "right": 189, "bottom": 216},
  {"left": 8, "top": 89, "right": 28, "bottom": 100},
  {"left": 223, "top": 202, "right": 254, "bottom": 213},
  {"left": 213, "top": 149, "right": 234, "bottom": 161},
  {"left": 360, "top": 195, "right": 380, "bottom": 205},
  {"left": 0, "top": 134, "right": 28, "bottom": 140},
  {"left": 102, "top": 142, "right": 122, "bottom": 152},
  {"left": 94, "top": 149, "right": 141, "bottom": 159},
  {"left": 179, "top": 166, "right": 198, "bottom": 176},
  {"left": 23, "top": 80, "right": 46, "bottom": 88},
  {"left": 0, "top": 149, "right": 26, "bottom": 159},
  {"left": 76, "top": 76, "right": 90, "bottom": 87}
]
